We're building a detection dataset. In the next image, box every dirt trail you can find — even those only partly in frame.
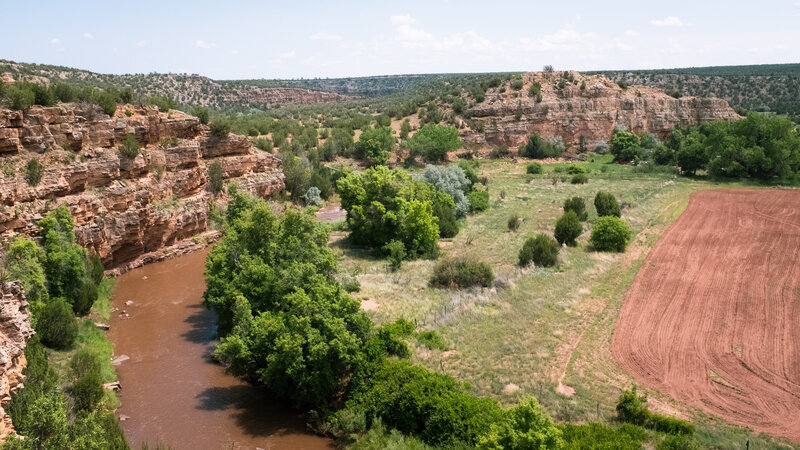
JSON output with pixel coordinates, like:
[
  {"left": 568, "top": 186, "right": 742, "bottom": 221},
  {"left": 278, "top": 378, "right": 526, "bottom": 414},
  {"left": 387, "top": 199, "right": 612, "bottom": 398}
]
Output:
[{"left": 612, "top": 189, "right": 800, "bottom": 442}]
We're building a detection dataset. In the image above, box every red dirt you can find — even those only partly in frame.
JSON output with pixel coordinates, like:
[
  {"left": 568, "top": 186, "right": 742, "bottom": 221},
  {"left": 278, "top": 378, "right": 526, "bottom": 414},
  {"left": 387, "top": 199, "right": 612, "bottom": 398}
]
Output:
[{"left": 612, "top": 189, "right": 800, "bottom": 442}]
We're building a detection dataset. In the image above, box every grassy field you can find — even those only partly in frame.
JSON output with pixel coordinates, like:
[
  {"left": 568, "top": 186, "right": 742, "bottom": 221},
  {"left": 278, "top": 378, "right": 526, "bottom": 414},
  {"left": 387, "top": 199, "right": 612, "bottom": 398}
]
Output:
[{"left": 331, "top": 158, "right": 797, "bottom": 449}]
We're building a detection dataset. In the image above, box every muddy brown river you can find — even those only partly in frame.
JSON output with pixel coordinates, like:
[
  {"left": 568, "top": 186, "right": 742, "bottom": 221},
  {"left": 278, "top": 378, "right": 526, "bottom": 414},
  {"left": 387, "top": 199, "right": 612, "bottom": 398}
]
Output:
[{"left": 109, "top": 249, "right": 333, "bottom": 450}]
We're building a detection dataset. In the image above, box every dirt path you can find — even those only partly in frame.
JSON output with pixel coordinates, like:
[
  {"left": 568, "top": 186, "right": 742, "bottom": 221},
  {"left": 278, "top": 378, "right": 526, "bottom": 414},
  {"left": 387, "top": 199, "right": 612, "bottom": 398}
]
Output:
[{"left": 612, "top": 189, "right": 800, "bottom": 442}]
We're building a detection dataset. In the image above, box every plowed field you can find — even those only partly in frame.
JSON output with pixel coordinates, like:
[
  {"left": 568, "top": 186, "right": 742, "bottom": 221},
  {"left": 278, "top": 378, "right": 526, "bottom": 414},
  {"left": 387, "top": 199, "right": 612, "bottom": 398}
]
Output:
[{"left": 612, "top": 189, "right": 800, "bottom": 441}]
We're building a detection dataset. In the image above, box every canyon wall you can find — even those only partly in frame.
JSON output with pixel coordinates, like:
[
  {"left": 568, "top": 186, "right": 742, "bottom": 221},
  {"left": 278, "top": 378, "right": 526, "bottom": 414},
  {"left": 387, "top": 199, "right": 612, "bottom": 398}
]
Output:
[
  {"left": 0, "top": 281, "right": 33, "bottom": 441},
  {"left": 462, "top": 71, "right": 740, "bottom": 151},
  {"left": 0, "top": 104, "right": 284, "bottom": 270}
]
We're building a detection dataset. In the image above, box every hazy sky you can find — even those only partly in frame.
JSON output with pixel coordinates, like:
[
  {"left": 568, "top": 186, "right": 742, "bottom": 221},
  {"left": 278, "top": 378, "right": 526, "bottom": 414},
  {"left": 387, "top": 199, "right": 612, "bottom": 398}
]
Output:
[{"left": 2, "top": 0, "right": 799, "bottom": 79}]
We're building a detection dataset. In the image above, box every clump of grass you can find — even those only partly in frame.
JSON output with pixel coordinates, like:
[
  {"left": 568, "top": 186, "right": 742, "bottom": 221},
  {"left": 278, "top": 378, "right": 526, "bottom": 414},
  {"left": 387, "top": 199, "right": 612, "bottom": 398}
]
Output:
[{"left": 417, "top": 330, "right": 448, "bottom": 350}]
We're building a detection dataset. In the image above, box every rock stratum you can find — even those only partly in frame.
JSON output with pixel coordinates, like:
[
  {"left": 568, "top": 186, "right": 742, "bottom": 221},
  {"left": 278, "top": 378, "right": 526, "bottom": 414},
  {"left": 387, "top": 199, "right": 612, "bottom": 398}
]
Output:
[
  {"left": 0, "top": 104, "right": 284, "bottom": 270},
  {"left": 0, "top": 281, "right": 33, "bottom": 442},
  {"left": 462, "top": 71, "right": 740, "bottom": 151}
]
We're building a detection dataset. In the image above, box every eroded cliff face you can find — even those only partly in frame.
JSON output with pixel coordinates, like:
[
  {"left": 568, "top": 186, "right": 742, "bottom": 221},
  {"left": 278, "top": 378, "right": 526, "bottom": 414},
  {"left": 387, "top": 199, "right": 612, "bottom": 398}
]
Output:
[
  {"left": 0, "top": 281, "right": 33, "bottom": 442},
  {"left": 0, "top": 104, "right": 284, "bottom": 270},
  {"left": 462, "top": 71, "right": 740, "bottom": 151}
]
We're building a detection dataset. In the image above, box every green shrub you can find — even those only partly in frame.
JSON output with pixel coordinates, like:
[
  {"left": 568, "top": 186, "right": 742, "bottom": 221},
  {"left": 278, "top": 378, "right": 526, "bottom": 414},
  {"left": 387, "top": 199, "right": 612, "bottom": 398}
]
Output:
[
  {"left": 560, "top": 423, "right": 648, "bottom": 449},
  {"left": 648, "top": 414, "right": 695, "bottom": 436},
  {"left": 9, "top": 86, "right": 36, "bottom": 110},
  {"left": 118, "top": 134, "right": 140, "bottom": 159},
  {"left": 554, "top": 211, "right": 582, "bottom": 247},
  {"left": 348, "top": 360, "right": 503, "bottom": 447},
  {"left": 340, "top": 275, "right": 361, "bottom": 293},
  {"left": 507, "top": 214, "right": 520, "bottom": 231},
  {"left": 477, "top": 397, "right": 564, "bottom": 449},
  {"left": 69, "top": 349, "right": 103, "bottom": 380},
  {"left": 591, "top": 216, "right": 632, "bottom": 252},
  {"left": 37, "top": 299, "right": 78, "bottom": 350},
  {"left": 160, "top": 136, "right": 179, "bottom": 148},
  {"left": 519, "top": 234, "right": 559, "bottom": 267},
  {"left": 355, "top": 126, "right": 394, "bottom": 165},
  {"left": 94, "top": 92, "right": 117, "bottom": 116},
  {"left": 610, "top": 130, "right": 642, "bottom": 162},
  {"left": 145, "top": 95, "right": 177, "bottom": 112},
  {"left": 526, "top": 162, "right": 543, "bottom": 174},
  {"left": 254, "top": 137, "right": 272, "bottom": 151},
  {"left": 408, "top": 124, "right": 462, "bottom": 161},
  {"left": 566, "top": 164, "right": 586, "bottom": 174},
  {"left": 417, "top": 330, "right": 448, "bottom": 351},
  {"left": 72, "top": 372, "right": 103, "bottom": 412},
  {"left": 430, "top": 257, "right": 493, "bottom": 289},
  {"left": 594, "top": 191, "right": 621, "bottom": 217},
  {"left": 563, "top": 197, "right": 588, "bottom": 221},
  {"left": 616, "top": 385, "right": 650, "bottom": 426},
  {"left": 519, "top": 133, "right": 565, "bottom": 159},
  {"left": 191, "top": 106, "right": 210, "bottom": 124},
  {"left": 25, "top": 158, "right": 44, "bottom": 186},
  {"left": 432, "top": 191, "right": 459, "bottom": 238},
  {"left": 208, "top": 162, "right": 223, "bottom": 194},
  {"left": 209, "top": 119, "right": 231, "bottom": 138},
  {"left": 467, "top": 190, "right": 489, "bottom": 213},
  {"left": 384, "top": 240, "right": 406, "bottom": 272},
  {"left": 657, "top": 434, "right": 701, "bottom": 450},
  {"left": 570, "top": 173, "right": 588, "bottom": 184},
  {"left": 71, "top": 278, "right": 97, "bottom": 316}
]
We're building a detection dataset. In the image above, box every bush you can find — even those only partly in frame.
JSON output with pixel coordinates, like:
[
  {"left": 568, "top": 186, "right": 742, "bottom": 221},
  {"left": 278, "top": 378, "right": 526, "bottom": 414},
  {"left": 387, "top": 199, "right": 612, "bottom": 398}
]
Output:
[
  {"left": 254, "top": 137, "right": 272, "bottom": 151},
  {"left": 563, "top": 197, "right": 588, "bottom": 221},
  {"left": 616, "top": 385, "right": 650, "bottom": 426},
  {"left": 408, "top": 124, "right": 462, "bottom": 161},
  {"left": 417, "top": 330, "right": 448, "bottom": 351},
  {"left": 519, "top": 133, "right": 565, "bottom": 159},
  {"left": 477, "top": 397, "right": 564, "bottom": 449},
  {"left": 594, "top": 191, "right": 621, "bottom": 217},
  {"left": 355, "top": 126, "right": 394, "bottom": 165},
  {"left": 340, "top": 275, "right": 361, "bottom": 293},
  {"left": 191, "top": 106, "right": 210, "bottom": 124},
  {"left": 507, "top": 214, "right": 520, "bottom": 231},
  {"left": 431, "top": 191, "right": 459, "bottom": 238},
  {"left": 566, "top": 164, "right": 586, "bottom": 174},
  {"left": 570, "top": 173, "right": 588, "bottom": 184},
  {"left": 591, "top": 216, "right": 632, "bottom": 252},
  {"left": 423, "top": 165, "right": 471, "bottom": 217},
  {"left": 145, "top": 95, "right": 177, "bottom": 112},
  {"left": 554, "top": 211, "right": 582, "bottom": 247},
  {"left": 37, "top": 299, "right": 78, "bottom": 350},
  {"left": 348, "top": 360, "right": 503, "bottom": 447},
  {"left": 648, "top": 414, "right": 695, "bottom": 436},
  {"left": 73, "top": 373, "right": 103, "bottom": 412},
  {"left": 118, "top": 134, "right": 140, "bottom": 159},
  {"left": 467, "top": 190, "right": 489, "bottom": 213},
  {"left": 208, "top": 162, "right": 223, "bottom": 194},
  {"left": 25, "top": 158, "right": 44, "bottom": 186},
  {"left": 518, "top": 234, "right": 559, "bottom": 267},
  {"left": 610, "top": 131, "right": 642, "bottom": 162},
  {"left": 429, "top": 258, "right": 493, "bottom": 289},
  {"left": 303, "top": 186, "right": 323, "bottom": 206},
  {"left": 94, "top": 92, "right": 117, "bottom": 116},
  {"left": 384, "top": 240, "right": 406, "bottom": 272},
  {"left": 526, "top": 162, "right": 543, "bottom": 174},
  {"left": 70, "top": 349, "right": 103, "bottom": 380},
  {"left": 209, "top": 119, "right": 231, "bottom": 138},
  {"left": 560, "top": 423, "right": 648, "bottom": 450}
]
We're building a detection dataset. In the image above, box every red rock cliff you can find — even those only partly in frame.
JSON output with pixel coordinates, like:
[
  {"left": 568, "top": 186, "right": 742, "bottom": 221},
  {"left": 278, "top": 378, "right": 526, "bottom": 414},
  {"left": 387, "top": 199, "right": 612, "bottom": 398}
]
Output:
[
  {"left": 0, "top": 104, "right": 284, "bottom": 270},
  {"left": 0, "top": 281, "right": 33, "bottom": 442},
  {"left": 462, "top": 71, "right": 740, "bottom": 151}
]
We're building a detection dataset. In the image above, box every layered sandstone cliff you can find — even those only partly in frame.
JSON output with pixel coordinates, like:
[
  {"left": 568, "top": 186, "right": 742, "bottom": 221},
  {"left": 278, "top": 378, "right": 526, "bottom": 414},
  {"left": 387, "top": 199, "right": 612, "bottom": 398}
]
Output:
[
  {"left": 0, "top": 281, "right": 33, "bottom": 441},
  {"left": 0, "top": 104, "right": 284, "bottom": 269},
  {"left": 461, "top": 71, "right": 740, "bottom": 151}
]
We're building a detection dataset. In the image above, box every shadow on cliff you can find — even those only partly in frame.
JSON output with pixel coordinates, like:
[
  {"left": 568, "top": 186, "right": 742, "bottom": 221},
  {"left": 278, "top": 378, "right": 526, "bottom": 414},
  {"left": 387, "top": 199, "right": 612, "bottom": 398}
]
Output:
[{"left": 195, "top": 385, "right": 309, "bottom": 438}]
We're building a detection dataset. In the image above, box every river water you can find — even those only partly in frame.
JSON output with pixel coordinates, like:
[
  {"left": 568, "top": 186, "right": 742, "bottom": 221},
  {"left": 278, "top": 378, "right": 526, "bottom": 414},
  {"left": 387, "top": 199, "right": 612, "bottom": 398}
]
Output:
[{"left": 109, "top": 249, "right": 333, "bottom": 450}]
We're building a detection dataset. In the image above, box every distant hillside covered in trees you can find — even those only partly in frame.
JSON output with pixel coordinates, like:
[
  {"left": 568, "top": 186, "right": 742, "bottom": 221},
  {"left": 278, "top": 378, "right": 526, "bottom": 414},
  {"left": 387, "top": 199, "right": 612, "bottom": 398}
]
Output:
[{"left": 590, "top": 63, "right": 800, "bottom": 115}]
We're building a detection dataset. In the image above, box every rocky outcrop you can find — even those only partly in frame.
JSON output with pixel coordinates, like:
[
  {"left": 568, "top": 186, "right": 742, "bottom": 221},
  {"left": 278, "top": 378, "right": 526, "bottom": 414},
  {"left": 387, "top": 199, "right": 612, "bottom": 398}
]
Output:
[
  {"left": 0, "top": 281, "right": 33, "bottom": 442},
  {"left": 0, "top": 104, "right": 284, "bottom": 269},
  {"left": 461, "top": 71, "right": 740, "bottom": 151}
]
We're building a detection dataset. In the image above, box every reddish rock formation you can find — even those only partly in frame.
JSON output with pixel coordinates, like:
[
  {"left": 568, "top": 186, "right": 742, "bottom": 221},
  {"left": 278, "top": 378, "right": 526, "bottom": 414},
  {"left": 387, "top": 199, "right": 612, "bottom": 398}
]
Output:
[
  {"left": 461, "top": 71, "right": 740, "bottom": 151},
  {"left": 0, "top": 281, "right": 33, "bottom": 442},
  {"left": 0, "top": 104, "right": 284, "bottom": 270}
]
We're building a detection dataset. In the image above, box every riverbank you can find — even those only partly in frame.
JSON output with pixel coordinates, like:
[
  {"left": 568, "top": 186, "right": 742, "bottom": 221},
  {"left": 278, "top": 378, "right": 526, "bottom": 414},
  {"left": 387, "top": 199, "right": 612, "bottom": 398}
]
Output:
[{"left": 107, "top": 248, "right": 333, "bottom": 450}]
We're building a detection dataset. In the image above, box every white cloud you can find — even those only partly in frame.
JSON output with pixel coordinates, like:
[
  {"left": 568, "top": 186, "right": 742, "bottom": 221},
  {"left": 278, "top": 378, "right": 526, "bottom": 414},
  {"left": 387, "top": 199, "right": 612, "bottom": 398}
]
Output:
[
  {"left": 230, "top": 49, "right": 238, "bottom": 55},
  {"left": 196, "top": 40, "right": 219, "bottom": 49},
  {"left": 50, "top": 38, "right": 60, "bottom": 45},
  {"left": 136, "top": 41, "right": 146, "bottom": 47},
  {"left": 650, "top": 16, "right": 687, "bottom": 27},
  {"left": 83, "top": 33, "right": 93, "bottom": 39},
  {"left": 615, "top": 38, "right": 633, "bottom": 52},
  {"left": 280, "top": 50, "right": 296, "bottom": 58},
  {"left": 309, "top": 32, "right": 342, "bottom": 41},
  {"left": 390, "top": 15, "right": 434, "bottom": 46},
  {"left": 624, "top": 29, "right": 639, "bottom": 37}
]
